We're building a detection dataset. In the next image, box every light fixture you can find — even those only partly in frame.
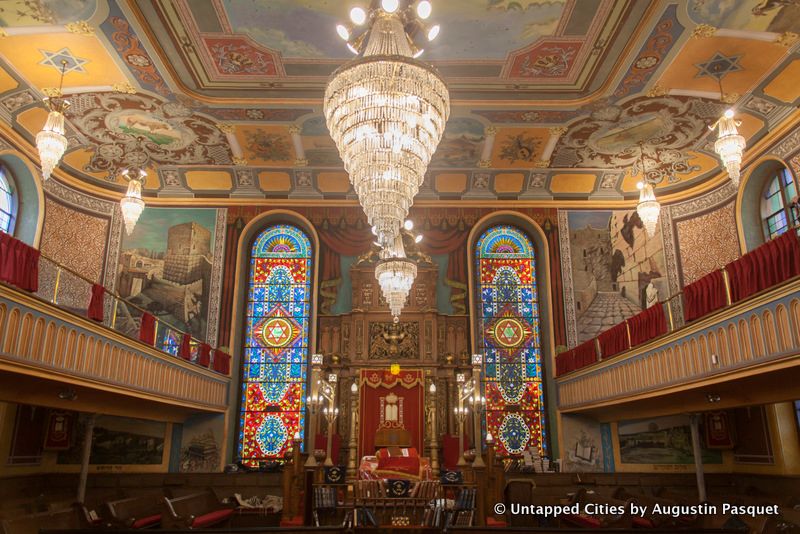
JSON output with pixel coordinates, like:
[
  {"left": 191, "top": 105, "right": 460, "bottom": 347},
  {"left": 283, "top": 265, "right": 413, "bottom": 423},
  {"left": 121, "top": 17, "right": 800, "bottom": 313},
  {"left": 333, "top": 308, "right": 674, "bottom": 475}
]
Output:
[
  {"left": 417, "top": 1, "right": 432, "bottom": 19},
  {"left": 414, "top": 234, "right": 423, "bottom": 243},
  {"left": 403, "top": 219, "right": 414, "bottom": 231},
  {"left": 634, "top": 145, "right": 660, "bottom": 238},
  {"left": 336, "top": 24, "right": 350, "bottom": 40},
  {"left": 429, "top": 382, "right": 436, "bottom": 394},
  {"left": 120, "top": 168, "right": 146, "bottom": 236},
  {"left": 375, "top": 257, "right": 417, "bottom": 323},
  {"left": 712, "top": 108, "right": 746, "bottom": 186},
  {"left": 350, "top": 6, "right": 367, "bottom": 25},
  {"left": 427, "top": 24, "right": 440, "bottom": 41},
  {"left": 351, "top": 381, "right": 358, "bottom": 393},
  {"left": 486, "top": 431, "right": 494, "bottom": 444},
  {"left": 36, "top": 60, "right": 70, "bottom": 181},
  {"left": 390, "top": 362, "right": 401, "bottom": 375},
  {"left": 324, "top": 2, "right": 449, "bottom": 249},
  {"left": 413, "top": 48, "right": 424, "bottom": 58},
  {"left": 311, "top": 353, "right": 324, "bottom": 366}
]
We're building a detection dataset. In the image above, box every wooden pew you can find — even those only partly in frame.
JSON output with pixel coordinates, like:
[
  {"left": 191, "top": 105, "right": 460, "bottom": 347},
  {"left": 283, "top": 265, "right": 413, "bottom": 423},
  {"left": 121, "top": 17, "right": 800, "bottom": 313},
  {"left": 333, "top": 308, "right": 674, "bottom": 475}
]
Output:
[
  {"left": 613, "top": 487, "right": 699, "bottom": 528},
  {"left": 0, "top": 507, "right": 82, "bottom": 534},
  {"left": 161, "top": 491, "right": 234, "bottom": 529},
  {"left": 561, "top": 487, "right": 635, "bottom": 529},
  {"left": 105, "top": 495, "right": 163, "bottom": 529}
]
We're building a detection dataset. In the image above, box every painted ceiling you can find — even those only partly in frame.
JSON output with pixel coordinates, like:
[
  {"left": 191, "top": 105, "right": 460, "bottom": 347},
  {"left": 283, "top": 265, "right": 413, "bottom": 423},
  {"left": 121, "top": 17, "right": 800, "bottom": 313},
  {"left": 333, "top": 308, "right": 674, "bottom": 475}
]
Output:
[{"left": 0, "top": 0, "right": 798, "bottom": 203}]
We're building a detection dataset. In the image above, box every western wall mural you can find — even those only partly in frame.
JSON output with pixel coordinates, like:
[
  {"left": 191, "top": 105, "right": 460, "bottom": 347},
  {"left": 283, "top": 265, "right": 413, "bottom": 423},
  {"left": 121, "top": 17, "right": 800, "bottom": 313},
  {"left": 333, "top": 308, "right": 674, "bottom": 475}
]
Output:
[
  {"left": 116, "top": 207, "right": 225, "bottom": 343},
  {"left": 618, "top": 415, "right": 722, "bottom": 465},
  {"left": 58, "top": 414, "right": 166, "bottom": 465},
  {"left": 566, "top": 210, "right": 668, "bottom": 343}
]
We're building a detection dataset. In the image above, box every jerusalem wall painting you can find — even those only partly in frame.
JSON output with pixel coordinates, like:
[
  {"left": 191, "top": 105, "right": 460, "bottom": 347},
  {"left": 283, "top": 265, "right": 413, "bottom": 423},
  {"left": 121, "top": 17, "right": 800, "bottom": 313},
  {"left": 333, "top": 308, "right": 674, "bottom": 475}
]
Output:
[
  {"left": 566, "top": 210, "right": 668, "bottom": 343},
  {"left": 58, "top": 414, "right": 166, "bottom": 465},
  {"left": 178, "top": 413, "right": 224, "bottom": 473},
  {"left": 688, "top": 0, "right": 799, "bottom": 33},
  {"left": 618, "top": 415, "right": 722, "bottom": 465},
  {"left": 116, "top": 207, "right": 224, "bottom": 343}
]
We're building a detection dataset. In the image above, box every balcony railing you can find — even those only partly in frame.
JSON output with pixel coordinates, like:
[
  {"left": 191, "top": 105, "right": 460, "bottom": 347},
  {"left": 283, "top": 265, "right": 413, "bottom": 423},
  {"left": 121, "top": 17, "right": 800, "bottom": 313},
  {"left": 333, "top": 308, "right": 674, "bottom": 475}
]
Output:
[{"left": 555, "top": 227, "right": 800, "bottom": 377}]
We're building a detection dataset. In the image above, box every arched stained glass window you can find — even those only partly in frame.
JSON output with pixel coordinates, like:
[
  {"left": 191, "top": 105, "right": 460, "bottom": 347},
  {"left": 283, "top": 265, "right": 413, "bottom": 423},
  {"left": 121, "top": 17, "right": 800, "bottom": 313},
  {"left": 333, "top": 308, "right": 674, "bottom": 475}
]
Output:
[
  {"left": 238, "top": 224, "right": 312, "bottom": 465},
  {"left": 475, "top": 225, "right": 547, "bottom": 456},
  {"left": 0, "top": 167, "right": 15, "bottom": 234}
]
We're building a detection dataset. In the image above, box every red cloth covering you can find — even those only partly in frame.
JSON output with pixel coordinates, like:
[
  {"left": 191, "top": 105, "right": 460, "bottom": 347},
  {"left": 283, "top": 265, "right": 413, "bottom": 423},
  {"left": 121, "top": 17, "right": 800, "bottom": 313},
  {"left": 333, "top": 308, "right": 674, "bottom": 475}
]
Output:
[
  {"left": 726, "top": 230, "right": 800, "bottom": 303},
  {"left": 178, "top": 333, "right": 192, "bottom": 360},
  {"left": 555, "top": 349, "right": 575, "bottom": 377},
  {"left": 442, "top": 434, "right": 469, "bottom": 471},
  {"left": 212, "top": 349, "right": 230, "bottom": 374},
  {"left": 358, "top": 369, "right": 424, "bottom": 458},
  {"left": 138, "top": 313, "right": 156, "bottom": 345},
  {"left": 0, "top": 232, "right": 40, "bottom": 292},
  {"left": 131, "top": 514, "right": 161, "bottom": 529},
  {"left": 683, "top": 270, "right": 727, "bottom": 323},
  {"left": 87, "top": 284, "right": 105, "bottom": 322},
  {"left": 314, "top": 433, "right": 342, "bottom": 464},
  {"left": 197, "top": 343, "right": 211, "bottom": 367},
  {"left": 628, "top": 303, "right": 667, "bottom": 347},
  {"left": 556, "top": 339, "right": 598, "bottom": 376},
  {"left": 190, "top": 508, "right": 233, "bottom": 528},
  {"left": 598, "top": 321, "right": 629, "bottom": 359},
  {"left": 375, "top": 447, "right": 421, "bottom": 478}
]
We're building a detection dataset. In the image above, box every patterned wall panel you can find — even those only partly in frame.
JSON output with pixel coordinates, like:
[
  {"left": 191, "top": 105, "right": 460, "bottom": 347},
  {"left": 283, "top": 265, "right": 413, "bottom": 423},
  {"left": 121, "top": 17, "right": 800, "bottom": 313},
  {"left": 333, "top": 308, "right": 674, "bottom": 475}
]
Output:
[{"left": 676, "top": 201, "right": 741, "bottom": 285}]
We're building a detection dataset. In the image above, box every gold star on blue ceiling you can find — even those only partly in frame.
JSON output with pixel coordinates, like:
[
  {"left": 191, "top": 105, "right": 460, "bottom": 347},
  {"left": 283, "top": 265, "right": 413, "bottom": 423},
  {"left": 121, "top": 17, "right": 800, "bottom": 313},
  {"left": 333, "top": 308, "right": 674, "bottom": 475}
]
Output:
[
  {"left": 39, "top": 47, "right": 89, "bottom": 74},
  {"left": 694, "top": 52, "right": 742, "bottom": 81}
]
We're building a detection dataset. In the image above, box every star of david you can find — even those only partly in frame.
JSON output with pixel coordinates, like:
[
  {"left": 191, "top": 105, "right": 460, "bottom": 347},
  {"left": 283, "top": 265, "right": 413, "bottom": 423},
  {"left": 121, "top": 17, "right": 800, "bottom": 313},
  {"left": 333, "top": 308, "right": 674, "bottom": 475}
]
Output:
[
  {"left": 39, "top": 47, "right": 89, "bottom": 74},
  {"left": 694, "top": 52, "right": 742, "bottom": 81},
  {"left": 485, "top": 306, "right": 534, "bottom": 350},
  {"left": 261, "top": 317, "right": 294, "bottom": 347}
]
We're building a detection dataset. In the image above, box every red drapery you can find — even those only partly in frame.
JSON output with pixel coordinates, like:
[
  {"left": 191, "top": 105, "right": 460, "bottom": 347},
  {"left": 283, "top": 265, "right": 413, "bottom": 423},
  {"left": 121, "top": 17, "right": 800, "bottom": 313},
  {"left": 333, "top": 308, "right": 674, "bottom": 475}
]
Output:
[
  {"left": 178, "top": 333, "right": 192, "bottom": 360},
  {"left": 358, "top": 369, "right": 424, "bottom": 459},
  {"left": 555, "top": 350, "right": 574, "bottom": 377},
  {"left": 556, "top": 338, "right": 599, "bottom": 376},
  {"left": 138, "top": 313, "right": 156, "bottom": 345},
  {"left": 212, "top": 349, "right": 231, "bottom": 374},
  {"left": 0, "top": 232, "right": 40, "bottom": 292},
  {"left": 628, "top": 303, "right": 667, "bottom": 347},
  {"left": 87, "top": 284, "right": 105, "bottom": 322},
  {"left": 197, "top": 343, "right": 211, "bottom": 367},
  {"left": 683, "top": 270, "right": 727, "bottom": 323},
  {"left": 726, "top": 230, "right": 800, "bottom": 303},
  {"left": 442, "top": 434, "right": 469, "bottom": 471},
  {"left": 598, "top": 321, "right": 629, "bottom": 359}
]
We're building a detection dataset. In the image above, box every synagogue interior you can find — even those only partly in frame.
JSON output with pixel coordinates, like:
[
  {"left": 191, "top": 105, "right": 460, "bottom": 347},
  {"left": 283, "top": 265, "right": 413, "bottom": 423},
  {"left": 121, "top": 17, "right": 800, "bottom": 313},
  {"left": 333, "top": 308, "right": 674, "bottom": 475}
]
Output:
[{"left": 0, "top": 0, "right": 799, "bottom": 532}]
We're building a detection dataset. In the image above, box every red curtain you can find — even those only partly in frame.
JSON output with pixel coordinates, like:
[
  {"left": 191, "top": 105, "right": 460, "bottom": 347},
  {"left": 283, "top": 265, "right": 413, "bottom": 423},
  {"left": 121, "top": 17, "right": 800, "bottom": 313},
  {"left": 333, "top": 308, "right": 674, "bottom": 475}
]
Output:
[
  {"left": 442, "top": 434, "right": 469, "bottom": 471},
  {"left": 178, "top": 333, "right": 192, "bottom": 360},
  {"left": 0, "top": 232, "right": 40, "bottom": 292},
  {"left": 87, "top": 284, "right": 105, "bottom": 322},
  {"left": 726, "top": 231, "right": 800, "bottom": 303},
  {"left": 138, "top": 312, "right": 156, "bottom": 345},
  {"left": 628, "top": 303, "right": 667, "bottom": 347},
  {"left": 197, "top": 343, "right": 211, "bottom": 367},
  {"left": 683, "top": 270, "right": 727, "bottom": 322},
  {"left": 358, "top": 369, "right": 424, "bottom": 458},
  {"left": 212, "top": 349, "right": 231, "bottom": 374},
  {"left": 556, "top": 339, "right": 599, "bottom": 376},
  {"left": 555, "top": 350, "right": 575, "bottom": 377},
  {"left": 598, "top": 322, "right": 629, "bottom": 359}
]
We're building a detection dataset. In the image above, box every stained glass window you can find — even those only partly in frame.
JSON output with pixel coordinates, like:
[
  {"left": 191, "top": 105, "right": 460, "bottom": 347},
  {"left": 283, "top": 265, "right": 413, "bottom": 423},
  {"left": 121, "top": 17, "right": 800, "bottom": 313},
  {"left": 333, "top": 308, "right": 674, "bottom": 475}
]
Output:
[
  {"left": 0, "top": 167, "right": 15, "bottom": 234},
  {"left": 761, "top": 167, "right": 799, "bottom": 240},
  {"left": 238, "top": 224, "right": 312, "bottom": 465},
  {"left": 475, "top": 225, "right": 547, "bottom": 456}
]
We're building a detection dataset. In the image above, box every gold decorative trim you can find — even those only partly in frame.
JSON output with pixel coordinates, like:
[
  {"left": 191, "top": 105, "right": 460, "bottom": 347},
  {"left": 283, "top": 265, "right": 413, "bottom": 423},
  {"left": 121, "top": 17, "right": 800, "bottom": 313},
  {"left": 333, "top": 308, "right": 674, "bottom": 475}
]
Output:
[
  {"left": 216, "top": 122, "right": 235, "bottom": 134},
  {"left": 692, "top": 24, "right": 717, "bottom": 39},
  {"left": 65, "top": 21, "right": 95, "bottom": 36},
  {"left": 42, "top": 87, "right": 63, "bottom": 98},
  {"left": 288, "top": 125, "right": 302, "bottom": 135},
  {"left": 485, "top": 126, "right": 497, "bottom": 136},
  {"left": 776, "top": 31, "right": 799, "bottom": 47},
  {"left": 532, "top": 159, "right": 550, "bottom": 168},
  {"left": 477, "top": 159, "right": 492, "bottom": 168},
  {"left": 232, "top": 156, "right": 248, "bottom": 166},
  {"left": 721, "top": 92, "right": 740, "bottom": 105},
  {"left": 0, "top": 29, "right": 7, "bottom": 38},
  {"left": 646, "top": 83, "right": 669, "bottom": 97},
  {"left": 548, "top": 126, "right": 568, "bottom": 137},
  {"left": 112, "top": 82, "right": 137, "bottom": 94}
]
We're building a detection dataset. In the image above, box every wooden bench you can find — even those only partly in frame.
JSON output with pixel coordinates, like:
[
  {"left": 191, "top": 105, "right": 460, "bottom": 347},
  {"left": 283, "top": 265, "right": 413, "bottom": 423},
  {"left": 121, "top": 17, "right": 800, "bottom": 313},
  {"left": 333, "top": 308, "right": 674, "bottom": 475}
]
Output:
[
  {"left": 613, "top": 487, "right": 699, "bottom": 528},
  {"left": 0, "top": 507, "right": 82, "bottom": 534},
  {"left": 561, "top": 487, "right": 635, "bottom": 529},
  {"left": 105, "top": 494, "right": 163, "bottom": 529},
  {"left": 162, "top": 491, "right": 234, "bottom": 529}
]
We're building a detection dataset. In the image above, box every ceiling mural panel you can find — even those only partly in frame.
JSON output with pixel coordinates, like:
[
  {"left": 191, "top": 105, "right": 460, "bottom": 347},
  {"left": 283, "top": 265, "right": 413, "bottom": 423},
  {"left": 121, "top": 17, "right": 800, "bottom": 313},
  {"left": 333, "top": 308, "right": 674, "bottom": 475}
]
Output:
[{"left": 0, "top": 0, "right": 796, "bottom": 202}]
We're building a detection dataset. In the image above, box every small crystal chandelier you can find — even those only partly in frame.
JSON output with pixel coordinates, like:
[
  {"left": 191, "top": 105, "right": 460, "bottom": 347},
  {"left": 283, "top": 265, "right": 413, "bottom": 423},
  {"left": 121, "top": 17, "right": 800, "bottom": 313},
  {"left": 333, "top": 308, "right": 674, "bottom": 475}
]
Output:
[
  {"left": 712, "top": 109, "right": 746, "bottom": 186},
  {"left": 634, "top": 145, "right": 660, "bottom": 238},
  {"left": 324, "top": 0, "right": 449, "bottom": 248},
  {"left": 375, "top": 234, "right": 417, "bottom": 323},
  {"left": 120, "top": 167, "right": 146, "bottom": 235},
  {"left": 36, "top": 60, "right": 70, "bottom": 181}
]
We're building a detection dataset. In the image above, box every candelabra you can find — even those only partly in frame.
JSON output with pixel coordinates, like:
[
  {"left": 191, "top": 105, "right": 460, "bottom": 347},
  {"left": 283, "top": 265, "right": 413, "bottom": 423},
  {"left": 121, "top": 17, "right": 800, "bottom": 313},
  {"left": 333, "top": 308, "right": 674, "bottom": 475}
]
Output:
[
  {"left": 323, "top": 405, "right": 340, "bottom": 467},
  {"left": 453, "top": 404, "right": 470, "bottom": 467},
  {"left": 304, "top": 354, "right": 324, "bottom": 467},
  {"left": 428, "top": 381, "right": 439, "bottom": 472},
  {"left": 347, "top": 380, "right": 359, "bottom": 478}
]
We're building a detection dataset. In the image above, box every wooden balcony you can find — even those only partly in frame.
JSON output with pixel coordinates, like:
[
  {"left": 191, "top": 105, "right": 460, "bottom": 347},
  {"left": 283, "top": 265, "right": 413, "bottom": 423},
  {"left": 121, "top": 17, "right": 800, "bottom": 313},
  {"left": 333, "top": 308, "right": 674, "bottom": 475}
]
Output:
[
  {"left": 0, "top": 283, "right": 230, "bottom": 421},
  {"left": 556, "top": 279, "right": 800, "bottom": 420}
]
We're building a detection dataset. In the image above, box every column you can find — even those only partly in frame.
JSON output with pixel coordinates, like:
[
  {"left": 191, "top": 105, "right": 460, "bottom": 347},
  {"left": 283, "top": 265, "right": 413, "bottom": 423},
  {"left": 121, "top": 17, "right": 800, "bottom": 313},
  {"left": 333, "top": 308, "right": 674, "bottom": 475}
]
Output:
[
  {"left": 76, "top": 413, "right": 97, "bottom": 503},
  {"left": 689, "top": 414, "right": 707, "bottom": 502}
]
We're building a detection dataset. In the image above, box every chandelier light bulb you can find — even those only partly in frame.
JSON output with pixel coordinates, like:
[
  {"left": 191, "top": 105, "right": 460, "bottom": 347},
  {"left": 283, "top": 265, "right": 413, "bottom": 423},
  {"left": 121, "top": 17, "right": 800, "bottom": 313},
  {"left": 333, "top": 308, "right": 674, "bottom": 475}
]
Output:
[
  {"left": 346, "top": 42, "right": 359, "bottom": 55},
  {"left": 427, "top": 24, "right": 440, "bottom": 41},
  {"left": 429, "top": 382, "right": 436, "bottom": 394},
  {"left": 375, "top": 257, "right": 417, "bottom": 322},
  {"left": 417, "top": 0, "right": 432, "bottom": 19},
  {"left": 724, "top": 108, "right": 735, "bottom": 119},
  {"left": 404, "top": 219, "right": 414, "bottom": 230},
  {"left": 413, "top": 48, "right": 424, "bottom": 58},
  {"left": 350, "top": 6, "right": 367, "bottom": 25},
  {"left": 381, "top": 0, "right": 399, "bottom": 13},
  {"left": 713, "top": 109, "right": 746, "bottom": 186},
  {"left": 414, "top": 234, "right": 423, "bottom": 243},
  {"left": 336, "top": 24, "right": 350, "bottom": 40}
]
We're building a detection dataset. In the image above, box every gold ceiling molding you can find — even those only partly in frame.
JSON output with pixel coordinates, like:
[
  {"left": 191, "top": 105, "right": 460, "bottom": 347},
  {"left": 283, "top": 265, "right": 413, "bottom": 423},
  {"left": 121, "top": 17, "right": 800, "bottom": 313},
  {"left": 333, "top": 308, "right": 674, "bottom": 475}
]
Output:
[
  {"left": 41, "top": 87, "right": 63, "bottom": 98},
  {"left": 232, "top": 157, "right": 248, "bottom": 166},
  {"left": 216, "top": 122, "right": 235, "bottom": 134},
  {"left": 721, "top": 92, "right": 740, "bottom": 105},
  {"left": 548, "top": 127, "right": 568, "bottom": 137},
  {"left": 65, "top": 21, "right": 95, "bottom": 36},
  {"left": 691, "top": 24, "right": 717, "bottom": 39},
  {"left": 776, "top": 32, "right": 799, "bottom": 47},
  {"left": 112, "top": 82, "right": 137, "bottom": 94},
  {"left": 646, "top": 84, "right": 669, "bottom": 98}
]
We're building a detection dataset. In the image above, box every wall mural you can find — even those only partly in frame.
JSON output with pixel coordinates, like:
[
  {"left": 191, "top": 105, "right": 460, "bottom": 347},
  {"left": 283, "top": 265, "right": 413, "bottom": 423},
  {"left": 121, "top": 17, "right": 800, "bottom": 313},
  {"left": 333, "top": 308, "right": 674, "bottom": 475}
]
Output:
[
  {"left": 566, "top": 210, "right": 668, "bottom": 343},
  {"left": 618, "top": 415, "right": 722, "bottom": 464},
  {"left": 560, "top": 414, "right": 607, "bottom": 472},
  {"left": 58, "top": 414, "right": 166, "bottom": 465},
  {"left": 0, "top": 0, "right": 97, "bottom": 26},
  {"left": 116, "top": 207, "right": 225, "bottom": 343},
  {"left": 179, "top": 413, "right": 224, "bottom": 473},
  {"left": 688, "top": 0, "right": 800, "bottom": 32},
  {"left": 430, "top": 117, "right": 486, "bottom": 168}
]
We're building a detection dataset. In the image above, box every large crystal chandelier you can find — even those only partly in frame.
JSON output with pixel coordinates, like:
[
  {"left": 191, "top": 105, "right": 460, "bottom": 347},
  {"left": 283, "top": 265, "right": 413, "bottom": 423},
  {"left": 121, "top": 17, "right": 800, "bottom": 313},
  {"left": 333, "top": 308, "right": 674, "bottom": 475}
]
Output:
[
  {"left": 634, "top": 145, "right": 660, "bottom": 238},
  {"left": 375, "top": 233, "right": 417, "bottom": 323},
  {"left": 324, "top": 0, "right": 449, "bottom": 248},
  {"left": 712, "top": 109, "right": 746, "bottom": 186},
  {"left": 120, "top": 168, "right": 146, "bottom": 235},
  {"left": 36, "top": 60, "right": 70, "bottom": 181}
]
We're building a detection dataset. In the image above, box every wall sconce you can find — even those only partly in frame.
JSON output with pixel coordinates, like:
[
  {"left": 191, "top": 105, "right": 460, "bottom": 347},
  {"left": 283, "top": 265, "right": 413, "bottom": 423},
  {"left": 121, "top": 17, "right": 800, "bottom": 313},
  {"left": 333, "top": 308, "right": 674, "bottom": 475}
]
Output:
[
  {"left": 471, "top": 353, "right": 483, "bottom": 365},
  {"left": 311, "top": 353, "right": 324, "bottom": 366}
]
